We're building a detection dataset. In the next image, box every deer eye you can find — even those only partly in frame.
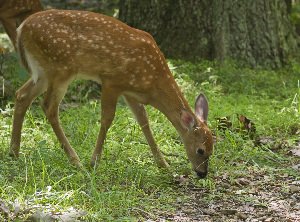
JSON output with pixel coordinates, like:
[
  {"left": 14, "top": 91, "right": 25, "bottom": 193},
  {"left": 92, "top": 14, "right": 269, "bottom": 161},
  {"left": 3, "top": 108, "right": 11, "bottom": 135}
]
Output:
[{"left": 197, "top": 148, "right": 205, "bottom": 155}]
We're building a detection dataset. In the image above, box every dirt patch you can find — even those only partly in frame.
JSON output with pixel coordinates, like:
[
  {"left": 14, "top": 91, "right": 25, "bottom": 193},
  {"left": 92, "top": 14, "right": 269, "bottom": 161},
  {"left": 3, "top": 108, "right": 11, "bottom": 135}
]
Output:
[{"left": 151, "top": 167, "right": 300, "bottom": 222}]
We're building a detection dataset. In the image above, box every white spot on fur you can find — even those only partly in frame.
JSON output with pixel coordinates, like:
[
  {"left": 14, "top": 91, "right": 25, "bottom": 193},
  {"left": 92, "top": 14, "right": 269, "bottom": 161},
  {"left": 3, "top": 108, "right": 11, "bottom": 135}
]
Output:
[{"left": 24, "top": 50, "right": 44, "bottom": 83}]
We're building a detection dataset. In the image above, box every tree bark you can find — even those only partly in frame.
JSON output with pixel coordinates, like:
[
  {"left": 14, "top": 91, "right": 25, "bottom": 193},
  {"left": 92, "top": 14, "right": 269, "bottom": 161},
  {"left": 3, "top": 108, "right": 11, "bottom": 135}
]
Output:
[
  {"left": 41, "top": 0, "right": 119, "bottom": 15},
  {"left": 119, "top": 0, "right": 298, "bottom": 68}
]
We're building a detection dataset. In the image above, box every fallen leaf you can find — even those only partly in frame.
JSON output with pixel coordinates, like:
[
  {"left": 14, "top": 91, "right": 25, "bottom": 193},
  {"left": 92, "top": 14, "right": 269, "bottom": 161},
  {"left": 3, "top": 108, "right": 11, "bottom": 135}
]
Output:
[
  {"left": 235, "top": 178, "right": 251, "bottom": 186},
  {"left": 289, "top": 148, "right": 300, "bottom": 157},
  {"left": 235, "top": 190, "right": 246, "bottom": 195},
  {"left": 256, "top": 216, "right": 268, "bottom": 221},
  {"left": 0, "top": 46, "right": 7, "bottom": 54},
  {"left": 237, "top": 114, "right": 256, "bottom": 134},
  {"left": 216, "top": 116, "right": 232, "bottom": 131},
  {"left": 52, "top": 209, "right": 87, "bottom": 222},
  {"left": 236, "top": 212, "right": 248, "bottom": 220},
  {"left": 236, "top": 114, "right": 257, "bottom": 140},
  {"left": 173, "top": 174, "right": 190, "bottom": 186},
  {"left": 292, "top": 164, "right": 300, "bottom": 171},
  {"left": 289, "top": 185, "right": 300, "bottom": 193},
  {"left": 272, "top": 140, "right": 289, "bottom": 150},
  {"left": 28, "top": 211, "right": 54, "bottom": 222},
  {"left": 289, "top": 124, "right": 300, "bottom": 135},
  {"left": 201, "top": 208, "right": 217, "bottom": 216},
  {"left": 13, "top": 199, "right": 21, "bottom": 216},
  {"left": 255, "top": 136, "right": 275, "bottom": 146},
  {"left": 182, "top": 208, "right": 197, "bottom": 214},
  {"left": 28, "top": 208, "right": 87, "bottom": 222},
  {"left": 219, "top": 209, "right": 238, "bottom": 215},
  {"left": 291, "top": 181, "right": 300, "bottom": 185},
  {"left": 0, "top": 199, "right": 10, "bottom": 218}
]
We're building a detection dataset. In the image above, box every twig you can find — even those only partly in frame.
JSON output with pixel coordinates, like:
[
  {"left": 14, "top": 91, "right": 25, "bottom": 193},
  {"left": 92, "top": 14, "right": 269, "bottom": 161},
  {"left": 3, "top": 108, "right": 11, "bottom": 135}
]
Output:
[{"left": 131, "top": 207, "right": 156, "bottom": 219}]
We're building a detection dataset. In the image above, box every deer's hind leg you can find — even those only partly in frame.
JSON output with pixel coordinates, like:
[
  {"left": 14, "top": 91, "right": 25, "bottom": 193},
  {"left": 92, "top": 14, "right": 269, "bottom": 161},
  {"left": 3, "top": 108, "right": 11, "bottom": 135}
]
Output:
[{"left": 10, "top": 77, "right": 47, "bottom": 157}]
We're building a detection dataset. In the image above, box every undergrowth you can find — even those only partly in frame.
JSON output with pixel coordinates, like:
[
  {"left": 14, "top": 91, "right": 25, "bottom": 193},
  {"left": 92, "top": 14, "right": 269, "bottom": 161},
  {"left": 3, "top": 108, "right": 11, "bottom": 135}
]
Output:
[{"left": 0, "top": 59, "right": 299, "bottom": 221}]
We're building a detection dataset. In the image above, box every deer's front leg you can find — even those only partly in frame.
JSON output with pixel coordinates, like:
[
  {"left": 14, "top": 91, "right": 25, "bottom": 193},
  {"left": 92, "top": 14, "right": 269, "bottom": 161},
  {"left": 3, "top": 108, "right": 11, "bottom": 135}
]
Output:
[
  {"left": 90, "top": 86, "right": 120, "bottom": 167},
  {"left": 10, "top": 78, "right": 47, "bottom": 158},
  {"left": 124, "top": 96, "right": 169, "bottom": 168},
  {"left": 1, "top": 18, "right": 17, "bottom": 48}
]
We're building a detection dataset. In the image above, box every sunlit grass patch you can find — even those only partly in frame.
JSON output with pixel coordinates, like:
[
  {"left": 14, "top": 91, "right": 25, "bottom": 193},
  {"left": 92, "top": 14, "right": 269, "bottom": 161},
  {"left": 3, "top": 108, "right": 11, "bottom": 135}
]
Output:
[{"left": 0, "top": 60, "right": 299, "bottom": 220}]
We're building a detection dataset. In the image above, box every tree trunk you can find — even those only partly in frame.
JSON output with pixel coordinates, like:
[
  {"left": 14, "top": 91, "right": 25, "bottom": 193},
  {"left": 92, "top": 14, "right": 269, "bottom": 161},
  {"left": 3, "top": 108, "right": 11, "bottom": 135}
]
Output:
[
  {"left": 119, "top": 0, "right": 298, "bottom": 68},
  {"left": 41, "top": 0, "right": 119, "bottom": 16}
]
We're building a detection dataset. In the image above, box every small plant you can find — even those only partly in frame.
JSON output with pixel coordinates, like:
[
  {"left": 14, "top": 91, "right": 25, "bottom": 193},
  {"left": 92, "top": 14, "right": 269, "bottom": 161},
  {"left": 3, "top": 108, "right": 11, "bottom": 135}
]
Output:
[
  {"left": 289, "top": 79, "right": 300, "bottom": 114},
  {"left": 0, "top": 46, "right": 4, "bottom": 99}
]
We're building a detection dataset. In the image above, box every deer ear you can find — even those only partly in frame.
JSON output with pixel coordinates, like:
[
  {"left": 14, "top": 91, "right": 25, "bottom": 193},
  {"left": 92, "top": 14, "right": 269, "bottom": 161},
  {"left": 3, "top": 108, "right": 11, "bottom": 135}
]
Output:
[
  {"left": 195, "top": 93, "right": 209, "bottom": 123},
  {"left": 180, "top": 110, "right": 195, "bottom": 131}
]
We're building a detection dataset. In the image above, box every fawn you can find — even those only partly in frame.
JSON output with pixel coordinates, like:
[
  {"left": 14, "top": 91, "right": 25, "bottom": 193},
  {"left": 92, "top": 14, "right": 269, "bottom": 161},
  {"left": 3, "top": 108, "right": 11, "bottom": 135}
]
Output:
[{"left": 0, "top": 0, "right": 213, "bottom": 178}]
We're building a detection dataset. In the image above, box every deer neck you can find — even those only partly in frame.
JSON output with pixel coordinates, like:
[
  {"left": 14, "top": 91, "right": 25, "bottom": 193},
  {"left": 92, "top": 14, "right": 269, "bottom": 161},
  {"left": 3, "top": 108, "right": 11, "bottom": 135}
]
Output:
[{"left": 152, "top": 74, "right": 194, "bottom": 139}]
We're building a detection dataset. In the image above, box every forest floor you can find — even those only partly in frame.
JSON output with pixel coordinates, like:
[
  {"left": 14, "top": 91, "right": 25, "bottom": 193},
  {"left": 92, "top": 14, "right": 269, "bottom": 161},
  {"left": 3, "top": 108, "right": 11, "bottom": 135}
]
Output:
[
  {"left": 0, "top": 51, "right": 299, "bottom": 221},
  {"left": 155, "top": 155, "right": 300, "bottom": 222}
]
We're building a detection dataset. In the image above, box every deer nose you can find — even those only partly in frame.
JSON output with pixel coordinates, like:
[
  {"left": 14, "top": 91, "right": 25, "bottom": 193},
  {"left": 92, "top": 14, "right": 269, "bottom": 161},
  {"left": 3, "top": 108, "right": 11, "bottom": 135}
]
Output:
[{"left": 196, "top": 171, "right": 207, "bottom": 179}]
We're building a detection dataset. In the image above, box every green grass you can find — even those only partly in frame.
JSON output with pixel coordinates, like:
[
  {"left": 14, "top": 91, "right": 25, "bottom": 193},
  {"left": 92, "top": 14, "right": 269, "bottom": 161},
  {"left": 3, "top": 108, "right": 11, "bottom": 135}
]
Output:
[{"left": 0, "top": 59, "right": 299, "bottom": 221}]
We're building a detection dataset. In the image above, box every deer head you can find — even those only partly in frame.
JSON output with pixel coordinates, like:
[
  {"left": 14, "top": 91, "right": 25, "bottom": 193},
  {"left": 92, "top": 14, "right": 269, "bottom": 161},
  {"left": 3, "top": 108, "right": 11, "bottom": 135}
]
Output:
[{"left": 180, "top": 94, "right": 213, "bottom": 178}]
